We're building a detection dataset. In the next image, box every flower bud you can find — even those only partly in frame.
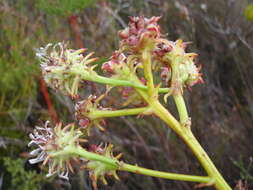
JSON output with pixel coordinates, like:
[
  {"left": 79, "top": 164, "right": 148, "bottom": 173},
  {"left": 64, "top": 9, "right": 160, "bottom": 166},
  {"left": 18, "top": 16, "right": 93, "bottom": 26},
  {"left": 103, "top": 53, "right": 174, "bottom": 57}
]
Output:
[
  {"left": 36, "top": 42, "right": 98, "bottom": 99},
  {"left": 119, "top": 16, "right": 161, "bottom": 52},
  {"left": 101, "top": 51, "right": 127, "bottom": 74},
  {"left": 86, "top": 144, "right": 121, "bottom": 190},
  {"left": 154, "top": 42, "right": 173, "bottom": 58},
  {"left": 160, "top": 67, "right": 171, "bottom": 83},
  {"left": 75, "top": 95, "right": 107, "bottom": 133},
  {"left": 102, "top": 51, "right": 139, "bottom": 81}
]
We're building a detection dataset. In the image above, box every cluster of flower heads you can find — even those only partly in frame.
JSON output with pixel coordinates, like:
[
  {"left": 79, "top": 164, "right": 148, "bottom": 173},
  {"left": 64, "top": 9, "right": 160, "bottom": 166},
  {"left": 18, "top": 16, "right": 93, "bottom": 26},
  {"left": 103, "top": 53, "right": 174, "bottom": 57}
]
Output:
[
  {"left": 31, "top": 16, "right": 204, "bottom": 189},
  {"left": 112, "top": 16, "right": 202, "bottom": 95},
  {"left": 36, "top": 18, "right": 202, "bottom": 100}
]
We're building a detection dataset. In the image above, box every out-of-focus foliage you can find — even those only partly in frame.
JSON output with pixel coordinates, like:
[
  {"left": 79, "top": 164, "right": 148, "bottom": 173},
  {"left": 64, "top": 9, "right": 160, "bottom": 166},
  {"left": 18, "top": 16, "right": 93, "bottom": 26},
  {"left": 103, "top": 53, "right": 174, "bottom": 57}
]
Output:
[
  {"left": 36, "top": 0, "right": 96, "bottom": 16},
  {"left": 232, "top": 157, "right": 253, "bottom": 182},
  {"left": 0, "top": 2, "right": 39, "bottom": 126},
  {"left": 245, "top": 4, "right": 253, "bottom": 21},
  {"left": 0, "top": 0, "right": 253, "bottom": 189}
]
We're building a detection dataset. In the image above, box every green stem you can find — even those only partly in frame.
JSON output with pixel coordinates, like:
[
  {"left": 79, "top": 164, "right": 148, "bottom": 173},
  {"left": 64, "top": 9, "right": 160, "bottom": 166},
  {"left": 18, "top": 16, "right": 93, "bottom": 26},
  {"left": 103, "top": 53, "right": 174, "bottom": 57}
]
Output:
[
  {"left": 172, "top": 93, "right": 231, "bottom": 189},
  {"left": 173, "top": 95, "right": 189, "bottom": 124},
  {"left": 133, "top": 53, "right": 231, "bottom": 189},
  {"left": 142, "top": 48, "right": 154, "bottom": 96},
  {"left": 136, "top": 51, "right": 231, "bottom": 189},
  {"left": 69, "top": 68, "right": 170, "bottom": 93},
  {"left": 89, "top": 107, "right": 150, "bottom": 120},
  {"left": 60, "top": 146, "right": 211, "bottom": 184},
  {"left": 122, "top": 163, "right": 211, "bottom": 183},
  {"left": 180, "top": 129, "right": 232, "bottom": 190}
]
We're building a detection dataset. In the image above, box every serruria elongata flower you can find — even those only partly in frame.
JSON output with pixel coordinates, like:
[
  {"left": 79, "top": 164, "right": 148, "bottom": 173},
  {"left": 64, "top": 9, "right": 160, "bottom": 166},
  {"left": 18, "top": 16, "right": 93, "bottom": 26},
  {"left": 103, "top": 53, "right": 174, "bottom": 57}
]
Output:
[
  {"left": 36, "top": 42, "right": 98, "bottom": 99},
  {"left": 28, "top": 121, "right": 85, "bottom": 180},
  {"left": 154, "top": 39, "right": 203, "bottom": 94}
]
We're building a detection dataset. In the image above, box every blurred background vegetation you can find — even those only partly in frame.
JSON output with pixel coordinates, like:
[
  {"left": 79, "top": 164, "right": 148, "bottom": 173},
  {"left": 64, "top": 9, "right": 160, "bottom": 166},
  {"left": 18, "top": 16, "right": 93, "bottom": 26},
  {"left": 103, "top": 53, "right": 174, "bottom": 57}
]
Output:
[{"left": 0, "top": 0, "right": 253, "bottom": 189}]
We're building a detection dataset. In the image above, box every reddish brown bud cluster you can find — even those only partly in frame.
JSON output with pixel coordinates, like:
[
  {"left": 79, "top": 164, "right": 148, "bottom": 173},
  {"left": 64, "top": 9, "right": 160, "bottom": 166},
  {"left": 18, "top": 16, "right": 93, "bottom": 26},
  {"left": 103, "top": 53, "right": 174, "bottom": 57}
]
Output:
[
  {"left": 119, "top": 16, "right": 161, "bottom": 51},
  {"left": 75, "top": 96, "right": 107, "bottom": 132}
]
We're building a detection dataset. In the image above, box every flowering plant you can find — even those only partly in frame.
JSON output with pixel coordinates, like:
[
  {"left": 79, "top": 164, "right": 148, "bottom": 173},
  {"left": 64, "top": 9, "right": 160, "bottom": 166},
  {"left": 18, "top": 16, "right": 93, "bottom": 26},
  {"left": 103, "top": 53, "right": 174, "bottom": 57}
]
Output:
[{"left": 29, "top": 16, "right": 232, "bottom": 190}]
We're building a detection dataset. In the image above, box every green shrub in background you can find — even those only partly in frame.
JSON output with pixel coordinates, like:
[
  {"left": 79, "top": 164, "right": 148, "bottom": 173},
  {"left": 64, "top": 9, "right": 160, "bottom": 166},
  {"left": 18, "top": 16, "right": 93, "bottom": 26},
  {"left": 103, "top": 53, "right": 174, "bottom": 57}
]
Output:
[
  {"left": 2, "top": 157, "right": 45, "bottom": 190},
  {"left": 36, "top": 0, "right": 95, "bottom": 16},
  {"left": 0, "top": 1, "right": 39, "bottom": 127}
]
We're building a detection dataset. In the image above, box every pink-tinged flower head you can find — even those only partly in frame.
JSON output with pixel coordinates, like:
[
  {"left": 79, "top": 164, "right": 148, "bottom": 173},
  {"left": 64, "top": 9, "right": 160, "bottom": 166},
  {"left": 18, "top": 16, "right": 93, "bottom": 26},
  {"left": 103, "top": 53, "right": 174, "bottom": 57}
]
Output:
[
  {"left": 28, "top": 122, "right": 84, "bottom": 180},
  {"left": 160, "top": 67, "right": 171, "bottom": 83},
  {"left": 119, "top": 16, "right": 161, "bottom": 52},
  {"left": 153, "top": 39, "right": 203, "bottom": 91}
]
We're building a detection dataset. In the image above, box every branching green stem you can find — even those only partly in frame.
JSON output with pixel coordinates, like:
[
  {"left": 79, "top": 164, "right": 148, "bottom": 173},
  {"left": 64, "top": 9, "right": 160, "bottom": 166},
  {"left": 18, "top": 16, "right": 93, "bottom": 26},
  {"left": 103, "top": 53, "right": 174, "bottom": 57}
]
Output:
[
  {"left": 135, "top": 50, "right": 232, "bottom": 190},
  {"left": 150, "top": 100, "right": 232, "bottom": 190}
]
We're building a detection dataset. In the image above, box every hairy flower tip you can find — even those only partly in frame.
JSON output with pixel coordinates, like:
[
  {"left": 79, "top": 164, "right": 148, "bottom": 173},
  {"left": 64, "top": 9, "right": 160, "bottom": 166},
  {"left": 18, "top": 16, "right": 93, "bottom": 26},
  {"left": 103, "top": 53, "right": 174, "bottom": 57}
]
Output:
[
  {"left": 75, "top": 95, "right": 108, "bottom": 133},
  {"left": 86, "top": 144, "right": 121, "bottom": 190},
  {"left": 36, "top": 42, "right": 98, "bottom": 99},
  {"left": 28, "top": 121, "right": 85, "bottom": 180},
  {"left": 119, "top": 16, "right": 161, "bottom": 52}
]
